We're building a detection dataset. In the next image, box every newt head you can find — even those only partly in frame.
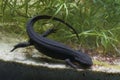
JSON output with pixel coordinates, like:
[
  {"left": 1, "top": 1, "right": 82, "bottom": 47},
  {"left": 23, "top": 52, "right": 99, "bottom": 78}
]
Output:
[{"left": 71, "top": 51, "right": 93, "bottom": 69}]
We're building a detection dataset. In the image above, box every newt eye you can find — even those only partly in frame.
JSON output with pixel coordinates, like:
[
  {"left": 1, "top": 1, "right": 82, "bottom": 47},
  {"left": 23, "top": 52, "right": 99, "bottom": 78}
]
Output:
[
  {"left": 72, "top": 57, "right": 92, "bottom": 69},
  {"left": 72, "top": 61, "right": 91, "bottom": 69},
  {"left": 72, "top": 62, "right": 80, "bottom": 66}
]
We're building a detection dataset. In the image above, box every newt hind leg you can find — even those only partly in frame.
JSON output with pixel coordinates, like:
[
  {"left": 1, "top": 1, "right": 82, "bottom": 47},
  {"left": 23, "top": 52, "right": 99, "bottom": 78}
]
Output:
[
  {"left": 10, "top": 42, "right": 31, "bottom": 52},
  {"left": 10, "top": 27, "right": 57, "bottom": 52}
]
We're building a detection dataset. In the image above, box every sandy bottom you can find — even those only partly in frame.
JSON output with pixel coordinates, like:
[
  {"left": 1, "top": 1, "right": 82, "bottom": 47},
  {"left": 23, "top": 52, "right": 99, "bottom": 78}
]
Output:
[{"left": 0, "top": 32, "right": 120, "bottom": 73}]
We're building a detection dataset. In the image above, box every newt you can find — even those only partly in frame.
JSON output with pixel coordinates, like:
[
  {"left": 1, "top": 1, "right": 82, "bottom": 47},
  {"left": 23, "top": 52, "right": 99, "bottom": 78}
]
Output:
[{"left": 11, "top": 15, "right": 93, "bottom": 69}]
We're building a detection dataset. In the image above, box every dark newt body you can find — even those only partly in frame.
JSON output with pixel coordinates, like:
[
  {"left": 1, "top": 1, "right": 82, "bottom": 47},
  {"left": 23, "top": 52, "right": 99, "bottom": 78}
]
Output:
[{"left": 11, "top": 15, "right": 93, "bottom": 69}]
